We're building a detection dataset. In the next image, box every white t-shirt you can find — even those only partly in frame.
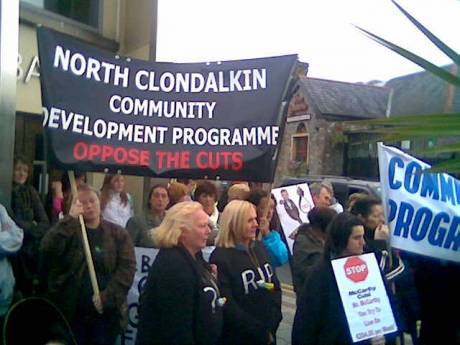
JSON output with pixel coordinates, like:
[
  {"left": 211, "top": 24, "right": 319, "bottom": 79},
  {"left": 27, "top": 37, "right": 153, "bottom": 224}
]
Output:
[{"left": 102, "top": 192, "right": 134, "bottom": 228}]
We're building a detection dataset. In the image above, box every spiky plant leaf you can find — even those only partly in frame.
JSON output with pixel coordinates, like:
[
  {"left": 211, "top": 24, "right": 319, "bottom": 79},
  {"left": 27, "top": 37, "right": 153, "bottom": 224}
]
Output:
[
  {"left": 355, "top": 25, "right": 460, "bottom": 86},
  {"left": 390, "top": 0, "right": 460, "bottom": 64}
]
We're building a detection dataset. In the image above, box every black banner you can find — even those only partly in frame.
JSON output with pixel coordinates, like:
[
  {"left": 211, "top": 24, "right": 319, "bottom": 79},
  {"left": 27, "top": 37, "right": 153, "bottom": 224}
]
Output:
[{"left": 37, "top": 28, "right": 297, "bottom": 182}]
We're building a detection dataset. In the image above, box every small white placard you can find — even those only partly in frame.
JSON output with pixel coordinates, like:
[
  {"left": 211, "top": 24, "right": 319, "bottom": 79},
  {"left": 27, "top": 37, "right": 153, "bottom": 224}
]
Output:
[
  {"left": 331, "top": 253, "right": 397, "bottom": 343},
  {"left": 272, "top": 183, "right": 314, "bottom": 253}
]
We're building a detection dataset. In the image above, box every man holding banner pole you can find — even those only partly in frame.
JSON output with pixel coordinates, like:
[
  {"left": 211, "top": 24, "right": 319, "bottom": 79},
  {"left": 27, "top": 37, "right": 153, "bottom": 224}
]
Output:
[{"left": 39, "top": 183, "right": 135, "bottom": 345}]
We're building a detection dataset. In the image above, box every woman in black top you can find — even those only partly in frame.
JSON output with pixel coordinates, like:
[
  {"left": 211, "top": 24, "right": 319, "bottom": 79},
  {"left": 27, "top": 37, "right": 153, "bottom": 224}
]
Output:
[
  {"left": 11, "top": 155, "right": 49, "bottom": 296},
  {"left": 136, "top": 201, "right": 223, "bottom": 345},
  {"left": 210, "top": 200, "right": 282, "bottom": 345},
  {"left": 292, "top": 212, "right": 392, "bottom": 345}
]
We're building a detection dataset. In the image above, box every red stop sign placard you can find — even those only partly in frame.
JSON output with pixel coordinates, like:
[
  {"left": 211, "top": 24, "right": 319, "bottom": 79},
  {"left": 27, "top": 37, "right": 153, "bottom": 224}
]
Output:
[{"left": 344, "top": 256, "right": 368, "bottom": 283}]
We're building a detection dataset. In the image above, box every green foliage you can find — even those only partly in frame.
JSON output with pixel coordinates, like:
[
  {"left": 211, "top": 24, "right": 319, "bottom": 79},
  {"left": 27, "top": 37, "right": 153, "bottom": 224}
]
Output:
[{"left": 355, "top": 0, "right": 460, "bottom": 173}]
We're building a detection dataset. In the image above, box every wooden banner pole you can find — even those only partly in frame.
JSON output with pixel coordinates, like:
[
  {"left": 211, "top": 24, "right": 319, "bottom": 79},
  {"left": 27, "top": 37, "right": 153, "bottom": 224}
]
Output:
[{"left": 68, "top": 171, "right": 101, "bottom": 298}]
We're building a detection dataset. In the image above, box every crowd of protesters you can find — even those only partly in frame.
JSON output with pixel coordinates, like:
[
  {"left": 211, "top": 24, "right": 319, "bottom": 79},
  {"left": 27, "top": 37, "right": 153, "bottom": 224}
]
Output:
[{"left": 0, "top": 156, "right": 459, "bottom": 345}]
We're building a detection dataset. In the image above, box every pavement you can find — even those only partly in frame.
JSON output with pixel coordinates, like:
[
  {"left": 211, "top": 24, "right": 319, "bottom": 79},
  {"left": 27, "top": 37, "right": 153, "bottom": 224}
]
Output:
[
  {"left": 276, "top": 263, "right": 295, "bottom": 345},
  {"left": 277, "top": 282, "right": 296, "bottom": 345}
]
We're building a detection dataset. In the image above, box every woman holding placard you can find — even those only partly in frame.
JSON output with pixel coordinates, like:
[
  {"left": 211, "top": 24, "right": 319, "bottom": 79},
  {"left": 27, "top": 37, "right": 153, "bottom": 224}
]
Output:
[
  {"left": 351, "top": 196, "right": 419, "bottom": 344},
  {"left": 292, "top": 212, "right": 392, "bottom": 345}
]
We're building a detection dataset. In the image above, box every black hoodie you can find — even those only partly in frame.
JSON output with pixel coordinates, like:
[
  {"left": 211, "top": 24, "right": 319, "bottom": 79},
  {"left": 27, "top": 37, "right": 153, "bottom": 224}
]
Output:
[
  {"left": 136, "top": 246, "right": 223, "bottom": 345},
  {"left": 210, "top": 241, "right": 282, "bottom": 345}
]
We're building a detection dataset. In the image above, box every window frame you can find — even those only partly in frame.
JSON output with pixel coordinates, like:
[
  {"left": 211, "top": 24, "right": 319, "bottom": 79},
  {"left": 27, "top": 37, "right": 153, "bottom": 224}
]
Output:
[
  {"left": 20, "top": 0, "right": 103, "bottom": 34},
  {"left": 290, "top": 132, "right": 309, "bottom": 163}
]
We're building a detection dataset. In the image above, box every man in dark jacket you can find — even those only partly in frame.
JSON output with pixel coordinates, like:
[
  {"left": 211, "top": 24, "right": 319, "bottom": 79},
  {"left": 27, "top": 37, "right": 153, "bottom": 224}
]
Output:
[
  {"left": 40, "top": 183, "right": 135, "bottom": 345},
  {"left": 292, "top": 207, "right": 336, "bottom": 294}
]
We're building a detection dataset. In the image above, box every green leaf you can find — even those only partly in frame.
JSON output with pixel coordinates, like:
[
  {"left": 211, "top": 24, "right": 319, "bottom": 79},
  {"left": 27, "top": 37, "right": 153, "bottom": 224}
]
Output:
[
  {"left": 354, "top": 25, "right": 460, "bottom": 86},
  {"left": 429, "top": 159, "right": 460, "bottom": 173},
  {"left": 414, "top": 142, "right": 460, "bottom": 155},
  {"left": 391, "top": 0, "right": 460, "bottom": 64},
  {"left": 354, "top": 4, "right": 460, "bottom": 174},
  {"left": 355, "top": 113, "right": 460, "bottom": 126},
  {"left": 373, "top": 125, "right": 460, "bottom": 134}
]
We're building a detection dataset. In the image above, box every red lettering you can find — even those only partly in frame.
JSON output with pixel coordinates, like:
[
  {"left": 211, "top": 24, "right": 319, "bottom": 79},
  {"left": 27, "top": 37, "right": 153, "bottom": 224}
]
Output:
[
  {"left": 181, "top": 151, "right": 190, "bottom": 168},
  {"left": 208, "top": 152, "right": 219, "bottom": 170},
  {"left": 232, "top": 152, "right": 243, "bottom": 171},
  {"left": 127, "top": 149, "right": 139, "bottom": 164},
  {"left": 101, "top": 145, "right": 113, "bottom": 160},
  {"left": 166, "top": 152, "right": 180, "bottom": 169},
  {"left": 140, "top": 150, "right": 150, "bottom": 166},
  {"left": 71, "top": 142, "right": 150, "bottom": 166},
  {"left": 88, "top": 144, "right": 101, "bottom": 159},
  {"left": 73, "top": 142, "right": 88, "bottom": 160},
  {"left": 155, "top": 151, "right": 167, "bottom": 169},
  {"left": 195, "top": 151, "right": 244, "bottom": 171},
  {"left": 155, "top": 151, "right": 190, "bottom": 169},
  {"left": 114, "top": 147, "right": 127, "bottom": 163},
  {"left": 196, "top": 151, "right": 207, "bottom": 169},
  {"left": 344, "top": 256, "right": 368, "bottom": 283},
  {"left": 220, "top": 151, "right": 232, "bottom": 169}
]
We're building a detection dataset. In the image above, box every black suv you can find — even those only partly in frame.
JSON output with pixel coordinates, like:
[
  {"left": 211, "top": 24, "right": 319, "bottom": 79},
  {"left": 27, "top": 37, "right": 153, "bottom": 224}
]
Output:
[{"left": 278, "top": 175, "right": 381, "bottom": 208}]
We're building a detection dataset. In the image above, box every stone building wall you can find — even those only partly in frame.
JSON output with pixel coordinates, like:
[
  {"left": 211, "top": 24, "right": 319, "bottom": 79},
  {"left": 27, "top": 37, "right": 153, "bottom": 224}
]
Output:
[
  {"left": 273, "top": 85, "right": 345, "bottom": 187},
  {"left": 274, "top": 118, "right": 344, "bottom": 186}
]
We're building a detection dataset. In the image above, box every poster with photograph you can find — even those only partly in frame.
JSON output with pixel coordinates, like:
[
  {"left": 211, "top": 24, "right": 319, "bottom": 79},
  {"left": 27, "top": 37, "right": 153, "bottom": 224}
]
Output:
[{"left": 272, "top": 183, "right": 314, "bottom": 253}]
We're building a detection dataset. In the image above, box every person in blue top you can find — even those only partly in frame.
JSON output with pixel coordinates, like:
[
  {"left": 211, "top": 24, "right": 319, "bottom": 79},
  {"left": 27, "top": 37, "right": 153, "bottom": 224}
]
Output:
[{"left": 0, "top": 203, "right": 24, "bottom": 340}]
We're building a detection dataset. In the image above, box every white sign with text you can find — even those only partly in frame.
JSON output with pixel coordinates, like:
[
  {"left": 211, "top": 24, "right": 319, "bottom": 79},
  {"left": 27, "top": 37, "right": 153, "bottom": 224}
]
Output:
[
  {"left": 272, "top": 183, "right": 314, "bottom": 253},
  {"left": 121, "top": 247, "right": 159, "bottom": 345},
  {"left": 331, "top": 253, "right": 397, "bottom": 343},
  {"left": 378, "top": 143, "right": 460, "bottom": 263}
]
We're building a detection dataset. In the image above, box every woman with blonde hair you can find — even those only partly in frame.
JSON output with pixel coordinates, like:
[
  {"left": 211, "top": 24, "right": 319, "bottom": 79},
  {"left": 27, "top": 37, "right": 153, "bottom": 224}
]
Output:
[
  {"left": 210, "top": 200, "right": 282, "bottom": 345},
  {"left": 100, "top": 174, "right": 133, "bottom": 228},
  {"left": 136, "top": 202, "right": 223, "bottom": 345}
]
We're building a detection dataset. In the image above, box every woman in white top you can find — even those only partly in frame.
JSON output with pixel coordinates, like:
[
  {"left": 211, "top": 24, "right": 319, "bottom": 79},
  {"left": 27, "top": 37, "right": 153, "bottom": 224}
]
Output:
[{"left": 100, "top": 174, "right": 133, "bottom": 228}]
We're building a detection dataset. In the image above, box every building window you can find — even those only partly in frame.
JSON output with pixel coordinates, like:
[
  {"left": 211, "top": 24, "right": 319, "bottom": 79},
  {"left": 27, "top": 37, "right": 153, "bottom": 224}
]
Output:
[
  {"left": 291, "top": 134, "right": 309, "bottom": 161},
  {"left": 22, "top": 0, "right": 100, "bottom": 27},
  {"left": 291, "top": 124, "right": 309, "bottom": 162}
]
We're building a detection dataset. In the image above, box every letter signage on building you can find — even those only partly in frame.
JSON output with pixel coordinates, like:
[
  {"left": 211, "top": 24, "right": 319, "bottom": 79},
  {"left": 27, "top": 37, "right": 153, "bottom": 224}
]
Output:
[{"left": 37, "top": 27, "right": 297, "bottom": 181}]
